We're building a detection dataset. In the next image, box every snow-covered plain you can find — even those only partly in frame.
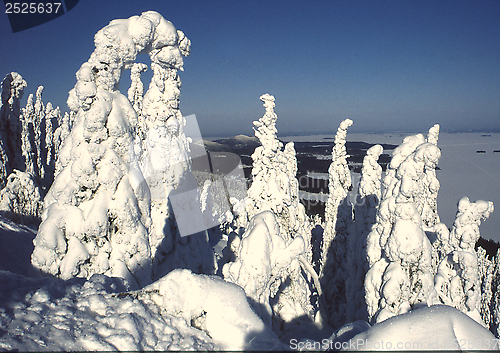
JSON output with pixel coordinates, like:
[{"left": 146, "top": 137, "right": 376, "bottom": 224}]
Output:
[{"left": 282, "top": 132, "right": 500, "bottom": 242}]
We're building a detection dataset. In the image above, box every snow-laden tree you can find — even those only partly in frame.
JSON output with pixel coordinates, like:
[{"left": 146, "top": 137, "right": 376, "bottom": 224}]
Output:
[
  {"left": 244, "top": 94, "right": 309, "bottom": 241},
  {"left": 490, "top": 249, "right": 500, "bottom": 336},
  {"left": 365, "top": 129, "right": 442, "bottom": 324},
  {"left": 132, "top": 13, "right": 214, "bottom": 279},
  {"left": 345, "top": 144, "right": 384, "bottom": 322},
  {"left": 20, "top": 86, "right": 61, "bottom": 193},
  {"left": 434, "top": 197, "right": 494, "bottom": 325},
  {"left": 320, "top": 118, "right": 354, "bottom": 327},
  {"left": 230, "top": 93, "right": 319, "bottom": 332},
  {"left": 0, "top": 72, "right": 26, "bottom": 182},
  {"left": 476, "top": 246, "right": 494, "bottom": 329},
  {"left": 223, "top": 211, "right": 321, "bottom": 329},
  {"left": 0, "top": 74, "right": 61, "bottom": 221},
  {"left": 31, "top": 12, "right": 191, "bottom": 288},
  {"left": 0, "top": 170, "right": 42, "bottom": 223},
  {"left": 420, "top": 124, "right": 441, "bottom": 227},
  {"left": 53, "top": 111, "right": 72, "bottom": 173},
  {"left": 322, "top": 118, "right": 353, "bottom": 269}
]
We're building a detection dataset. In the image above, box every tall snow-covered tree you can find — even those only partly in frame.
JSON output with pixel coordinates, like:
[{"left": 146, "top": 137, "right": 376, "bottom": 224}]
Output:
[
  {"left": 345, "top": 144, "right": 384, "bottom": 322},
  {"left": 435, "top": 197, "right": 494, "bottom": 325},
  {"left": 0, "top": 72, "right": 26, "bottom": 181},
  {"left": 135, "top": 13, "right": 215, "bottom": 279},
  {"left": 320, "top": 118, "right": 354, "bottom": 327},
  {"left": 365, "top": 130, "right": 441, "bottom": 324},
  {"left": 20, "top": 86, "right": 61, "bottom": 193},
  {"left": 0, "top": 74, "right": 61, "bottom": 221},
  {"left": 31, "top": 11, "right": 191, "bottom": 288},
  {"left": 231, "top": 93, "right": 318, "bottom": 332}
]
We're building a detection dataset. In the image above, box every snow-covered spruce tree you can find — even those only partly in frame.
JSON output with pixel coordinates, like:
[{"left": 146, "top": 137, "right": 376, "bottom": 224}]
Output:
[
  {"left": 434, "top": 196, "right": 494, "bottom": 326},
  {"left": 223, "top": 211, "right": 320, "bottom": 329},
  {"left": 135, "top": 14, "right": 215, "bottom": 279},
  {"left": 20, "top": 86, "right": 61, "bottom": 193},
  {"left": 127, "top": 62, "right": 148, "bottom": 118},
  {"left": 420, "top": 124, "right": 441, "bottom": 227},
  {"left": 355, "top": 144, "right": 383, "bottom": 241},
  {"left": 320, "top": 118, "right": 354, "bottom": 327},
  {"left": 0, "top": 74, "right": 62, "bottom": 221},
  {"left": 381, "top": 126, "right": 441, "bottom": 228},
  {"left": 491, "top": 249, "right": 500, "bottom": 336},
  {"left": 53, "top": 111, "right": 72, "bottom": 174},
  {"left": 345, "top": 144, "right": 384, "bottom": 322},
  {"left": 365, "top": 129, "right": 442, "bottom": 324},
  {"left": 228, "top": 93, "right": 319, "bottom": 333},
  {"left": 32, "top": 12, "right": 189, "bottom": 288},
  {"left": 476, "top": 246, "right": 494, "bottom": 329},
  {"left": 0, "top": 72, "right": 27, "bottom": 182},
  {"left": 0, "top": 170, "right": 42, "bottom": 223}
]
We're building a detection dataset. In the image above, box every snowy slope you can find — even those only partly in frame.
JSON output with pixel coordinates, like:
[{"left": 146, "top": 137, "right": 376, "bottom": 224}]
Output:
[
  {"left": 0, "top": 217, "right": 217, "bottom": 351},
  {"left": 0, "top": 216, "right": 286, "bottom": 351}
]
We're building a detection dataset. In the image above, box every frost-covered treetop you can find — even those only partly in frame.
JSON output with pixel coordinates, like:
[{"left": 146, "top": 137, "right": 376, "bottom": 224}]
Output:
[
  {"left": 1, "top": 72, "right": 26, "bottom": 105},
  {"left": 332, "top": 118, "right": 353, "bottom": 160},
  {"left": 450, "top": 196, "right": 494, "bottom": 252},
  {"left": 253, "top": 93, "right": 282, "bottom": 153},
  {"left": 358, "top": 144, "right": 383, "bottom": 200},
  {"left": 68, "top": 11, "right": 190, "bottom": 111},
  {"left": 427, "top": 123, "right": 440, "bottom": 145}
]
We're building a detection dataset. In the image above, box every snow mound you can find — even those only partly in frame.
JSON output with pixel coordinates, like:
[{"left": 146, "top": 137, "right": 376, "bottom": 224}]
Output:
[
  {"left": 346, "top": 305, "right": 498, "bottom": 351},
  {"left": 141, "top": 268, "right": 285, "bottom": 351}
]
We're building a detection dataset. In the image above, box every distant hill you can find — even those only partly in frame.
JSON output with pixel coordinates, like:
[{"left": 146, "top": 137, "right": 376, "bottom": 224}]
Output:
[{"left": 204, "top": 135, "right": 260, "bottom": 154}]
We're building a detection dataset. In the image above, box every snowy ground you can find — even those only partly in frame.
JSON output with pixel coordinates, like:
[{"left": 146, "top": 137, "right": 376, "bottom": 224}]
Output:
[{"left": 0, "top": 218, "right": 218, "bottom": 351}]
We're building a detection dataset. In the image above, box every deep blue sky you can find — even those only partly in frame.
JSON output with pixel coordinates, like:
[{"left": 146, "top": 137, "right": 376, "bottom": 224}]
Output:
[{"left": 1, "top": 0, "right": 499, "bottom": 137}]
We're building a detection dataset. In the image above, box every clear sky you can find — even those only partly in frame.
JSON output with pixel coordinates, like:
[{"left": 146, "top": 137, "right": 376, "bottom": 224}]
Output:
[{"left": 1, "top": 0, "right": 499, "bottom": 137}]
